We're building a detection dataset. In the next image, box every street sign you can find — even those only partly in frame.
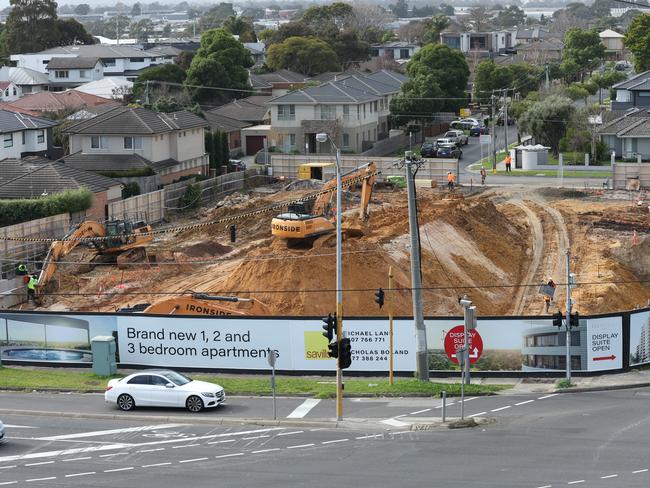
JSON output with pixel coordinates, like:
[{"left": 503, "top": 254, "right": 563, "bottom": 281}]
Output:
[
  {"left": 267, "top": 349, "right": 277, "bottom": 368},
  {"left": 479, "top": 134, "right": 491, "bottom": 145},
  {"left": 444, "top": 326, "right": 483, "bottom": 364}
]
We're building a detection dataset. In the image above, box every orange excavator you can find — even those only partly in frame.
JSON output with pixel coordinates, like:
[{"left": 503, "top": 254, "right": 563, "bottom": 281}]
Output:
[
  {"left": 270, "top": 162, "right": 377, "bottom": 241},
  {"left": 34, "top": 219, "right": 153, "bottom": 301},
  {"left": 118, "top": 292, "right": 270, "bottom": 316}
]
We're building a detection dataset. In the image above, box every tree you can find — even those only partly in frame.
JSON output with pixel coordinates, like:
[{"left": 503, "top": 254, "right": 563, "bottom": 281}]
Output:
[
  {"left": 495, "top": 5, "right": 526, "bottom": 28},
  {"left": 197, "top": 3, "right": 236, "bottom": 32},
  {"left": 74, "top": 3, "right": 90, "bottom": 15},
  {"left": 625, "top": 13, "right": 650, "bottom": 72},
  {"left": 175, "top": 51, "right": 195, "bottom": 70},
  {"left": 349, "top": 4, "right": 393, "bottom": 38},
  {"left": 134, "top": 63, "right": 187, "bottom": 99},
  {"left": 390, "top": 43, "right": 469, "bottom": 127},
  {"left": 56, "top": 19, "right": 95, "bottom": 45},
  {"left": 465, "top": 6, "right": 494, "bottom": 31},
  {"left": 5, "top": 0, "right": 58, "bottom": 54},
  {"left": 473, "top": 60, "right": 542, "bottom": 102},
  {"left": 590, "top": 70, "right": 627, "bottom": 104},
  {"left": 301, "top": 2, "right": 354, "bottom": 29},
  {"left": 564, "top": 82, "right": 591, "bottom": 105},
  {"left": 388, "top": 0, "right": 408, "bottom": 18},
  {"left": 421, "top": 14, "right": 450, "bottom": 45},
  {"left": 267, "top": 36, "right": 339, "bottom": 76},
  {"left": 563, "top": 28, "right": 605, "bottom": 79},
  {"left": 360, "top": 26, "right": 395, "bottom": 44},
  {"left": 329, "top": 29, "right": 369, "bottom": 68},
  {"left": 162, "top": 23, "right": 172, "bottom": 37},
  {"left": 260, "top": 21, "right": 314, "bottom": 45},
  {"left": 131, "top": 2, "right": 141, "bottom": 16},
  {"left": 517, "top": 95, "right": 575, "bottom": 154},
  {"left": 130, "top": 19, "right": 154, "bottom": 43},
  {"left": 185, "top": 28, "right": 253, "bottom": 103},
  {"left": 222, "top": 15, "right": 257, "bottom": 42}
]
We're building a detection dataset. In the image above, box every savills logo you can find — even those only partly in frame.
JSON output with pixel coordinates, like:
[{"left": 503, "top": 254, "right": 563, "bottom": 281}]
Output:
[{"left": 304, "top": 331, "right": 333, "bottom": 360}]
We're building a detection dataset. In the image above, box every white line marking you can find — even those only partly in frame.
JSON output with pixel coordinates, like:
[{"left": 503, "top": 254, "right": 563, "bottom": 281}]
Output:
[
  {"left": 25, "top": 461, "right": 54, "bottom": 467},
  {"left": 0, "top": 483, "right": 17, "bottom": 486},
  {"left": 65, "top": 472, "right": 96, "bottom": 477},
  {"left": 242, "top": 436, "right": 270, "bottom": 440},
  {"left": 467, "top": 412, "right": 487, "bottom": 418},
  {"left": 4, "top": 425, "right": 37, "bottom": 429},
  {"left": 515, "top": 400, "right": 535, "bottom": 406},
  {"left": 26, "top": 477, "right": 56, "bottom": 482},
  {"left": 633, "top": 469, "right": 648, "bottom": 474},
  {"left": 252, "top": 449, "right": 280, "bottom": 454},
  {"left": 62, "top": 457, "right": 91, "bottom": 462},
  {"left": 538, "top": 394, "right": 559, "bottom": 400},
  {"left": 38, "top": 424, "right": 184, "bottom": 441},
  {"left": 356, "top": 435, "right": 382, "bottom": 439},
  {"left": 142, "top": 462, "right": 171, "bottom": 468},
  {"left": 287, "top": 444, "right": 315, "bottom": 449},
  {"left": 104, "top": 467, "right": 134, "bottom": 473},
  {"left": 391, "top": 431, "right": 412, "bottom": 435},
  {"left": 464, "top": 397, "right": 478, "bottom": 402},
  {"left": 215, "top": 453, "right": 244, "bottom": 459},
  {"left": 435, "top": 402, "right": 456, "bottom": 408},
  {"left": 137, "top": 448, "right": 165, "bottom": 453},
  {"left": 409, "top": 409, "right": 431, "bottom": 415},
  {"left": 0, "top": 466, "right": 16, "bottom": 470},
  {"left": 286, "top": 399, "right": 321, "bottom": 419},
  {"left": 322, "top": 439, "right": 349, "bottom": 445},
  {"left": 567, "top": 480, "right": 585, "bottom": 484},
  {"left": 381, "top": 418, "right": 410, "bottom": 427},
  {"left": 172, "top": 444, "right": 200, "bottom": 449},
  {"left": 600, "top": 474, "right": 618, "bottom": 479},
  {"left": 207, "top": 440, "right": 236, "bottom": 445},
  {"left": 179, "top": 458, "right": 208, "bottom": 464},
  {"left": 536, "top": 485, "right": 552, "bottom": 488},
  {"left": 99, "top": 452, "right": 129, "bottom": 457},
  {"left": 491, "top": 406, "right": 512, "bottom": 412},
  {"left": 394, "top": 414, "right": 407, "bottom": 418},
  {"left": 277, "top": 431, "right": 304, "bottom": 436}
]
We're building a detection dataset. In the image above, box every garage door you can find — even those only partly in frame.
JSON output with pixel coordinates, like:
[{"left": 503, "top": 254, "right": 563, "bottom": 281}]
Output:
[{"left": 246, "top": 135, "right": 265, "bottom": 155}]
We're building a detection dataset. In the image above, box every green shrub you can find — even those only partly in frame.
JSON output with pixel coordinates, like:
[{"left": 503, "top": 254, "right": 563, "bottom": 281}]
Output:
[
  {"left": 179, "top": 183, "right": 201, "bottom": 210},
  {"left": 121, "top": 182, "right": 141, "bottom": 199},
  {"left": 98, "top": 168, "right": 155, "bottom": 178},
  {"left": 0, "top": 188, "right": 93, "bottom": 227}
]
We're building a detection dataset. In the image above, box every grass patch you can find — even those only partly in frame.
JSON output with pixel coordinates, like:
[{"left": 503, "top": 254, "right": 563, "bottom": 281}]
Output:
[
  {"left": 556, "top": 379, "right": 574, "bottom": 389},
  {"left": 491, "top": 169, "right": 612, "bottom": 178},
  {"left": 0, "top": 366, "right": 507, "bottom": 398}
]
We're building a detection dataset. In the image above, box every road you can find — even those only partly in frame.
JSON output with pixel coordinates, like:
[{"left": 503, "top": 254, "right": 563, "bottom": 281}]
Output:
[{"left": 2, "top": 388, "right": 650, "bottom": 487}]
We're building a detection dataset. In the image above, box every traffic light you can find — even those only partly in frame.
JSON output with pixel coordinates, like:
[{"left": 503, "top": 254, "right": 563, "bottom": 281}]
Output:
[
  {"left": 569, "top": 312, "right": 580, "bottom": 328},
  {"left": 328, "top": 340, "right": 339, "bottom": 359},
  {"left": 552, "top": 311, "right": 563, "bottom": 328},
  {"left": 374, "top": 288, "right": 385, "bottom": 309},
  {"left": 339, "top": 338, "right": 352, "bottom": 369},
  {"left": 322, "top": 313, "right": 335, "bottom": 342}
]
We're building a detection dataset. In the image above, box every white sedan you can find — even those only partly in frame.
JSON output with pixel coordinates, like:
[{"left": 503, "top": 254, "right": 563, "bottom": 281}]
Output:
[
  {"left": 0, "top": 419, "right": 4, "bottom": 443},
  {"left": 105, "top": 370, "right": 225, "bottom": 413}
]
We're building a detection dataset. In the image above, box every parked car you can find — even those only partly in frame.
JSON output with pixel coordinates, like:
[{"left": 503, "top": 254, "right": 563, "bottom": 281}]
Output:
[
  {"left": 0, "top": 419, "right": 4, "bottom": 443},
  {"left": 615, "top": 60, "right": 632, "bottom": 71},
  {"left": 436, "top": 143, "right": 462, "bottom": 159},
  {"left": 443, "top": 130, "right": 469, "bottom": 146},
  {"left": 228, "top": 159, "right": 246, "bottom": 172},
  {"left": 435, "top": 137, "right": 456, "bottom": 148},
  {"left": 497, "top": 112, "right": 514, "bottom": 126},
  {"left": 470, "top": 125, "right": 489, "bottom": 136},
  {"left": 420, "top": 142, "right": 437, "bottom": 158},
  {"left": 105, "top": 370, "right": 226, "bottom": 413},
  {"left": 450, "top": 118, "right": 480, "bottom": 130}
]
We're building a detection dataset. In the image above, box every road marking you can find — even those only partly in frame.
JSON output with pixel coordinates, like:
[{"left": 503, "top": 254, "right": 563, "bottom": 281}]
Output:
[
  {"left": 142, "top": 462, "right": 171, "bottom": 468},
  {"left": 600, "top": 474, "right": 618, "bottom": 479},
  {"left": 215, "top": 453, "right": 244, "bottom": 459},
  {"left": 25, "top": 461, "right": 54, "bottom": 467},
  {"left": 277, "top": 431, "right": 303, "bottom": 436},
  {"left": 633, "top": 469, "right": 648, "bottom": 474},
  {"left": 252, "top": 449, "right": 280, "bottom": 454},
  {"left": 381, "top": 418, "right": 409, "bottom": 427},
  {"left": 242, "top": 435, "right": 270, "bottom": 440},
  {"left": 99, "top": 452, "right": 129, "bottom": 457},
  {"left": 536, "top": 485, "right": 552, "bottom": 488},
  {"left": 356, "top": 434, "right": 382, "bottom": 439},
  {"left": 62, "top": 457, "right": 91, "bottom": 462},
  {"left": 137, "top": 448, "right": 165, "bottom": 453},
  {"left": 409, "top": 409, "right": 432, "bottom": 415},
  {"left": 26, "top": 477, "right": 56, "bottom": 482},
  {"left": 207, "top": 440, "right": 235, "bottom": 445},
  {"left": 464, "top": 397, "right": 478, "bottom": 402},
  {"left": 65, "top": 472, "right": 96, "bottom": 478},
  {"left": 394, "top": 414, "right": 408, "bottom": 418},
  {"left": 491, "top": 406, "right": 512, "bottom": 412},
  {"left": 467, "top": 412, "right": 486, "bottom": 418},
  {"left": 37, "top": 424, "right": 184, "bottom": 441},
  {"left": 287, "top": 444, "right": 315, "bottom": 449},
  {"left": 567, "top": 480, "right": 585, "bottom": 484},
  {"left": 322, "top": 439, "right": 349, "bottom": 445},
  {"left": 515, "top": 400, "right": 535, "bottom": 406},
  {"left": 435, "top": 402, "right": 455, "bottom": 409},
  {"left": 172, "top": 444, "right": 200, "bottom": 449},
  {"left": 4, "top": 425, "right": 37, "bottom": 429},
  {"left": 179, "top": 458, "right": 208, "bottom": 464},
  {"left": 538, "top": 394, "right": 559, "bottom": 400},
  {"left": 0, "top": 483, "right": 17, "bottom": 486},
  {"left": 287, "top": 399, "right": 321, "bottom": 419},
  {"left": 104, "top": 467, "right": 134, "bottom": 473},
  {"left": 0, "top": 466, "right": 16, "bottom": 470}
]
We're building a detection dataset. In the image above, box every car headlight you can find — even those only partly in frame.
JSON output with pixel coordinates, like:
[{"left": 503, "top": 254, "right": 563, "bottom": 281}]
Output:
[{"left": 201, "top": 392, "right": 215, "bottom": 398}]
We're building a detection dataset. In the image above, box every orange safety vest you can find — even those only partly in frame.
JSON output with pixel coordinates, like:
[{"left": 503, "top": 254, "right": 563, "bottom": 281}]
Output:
[
  {"left": 505, "top": 155, "right": 512, "bottom": 164},
  {"left": 447, "top": 173, "right": 455, "bottom": 183}
]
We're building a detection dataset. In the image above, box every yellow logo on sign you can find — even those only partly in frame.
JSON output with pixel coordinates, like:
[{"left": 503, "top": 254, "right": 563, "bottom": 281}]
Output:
[{"left": 304, "top": 331, "right": 333, "bottom": 360}]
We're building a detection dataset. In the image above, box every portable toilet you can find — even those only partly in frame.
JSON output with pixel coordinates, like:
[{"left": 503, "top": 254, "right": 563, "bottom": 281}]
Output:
[{"left": 91, "top": 336, "right": 117, "bottom": 376}]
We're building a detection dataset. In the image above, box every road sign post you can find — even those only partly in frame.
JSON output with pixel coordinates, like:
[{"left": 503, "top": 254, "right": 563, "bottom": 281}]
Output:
[
  {"left": 267, "top": 348, "right": 277, "bottom": 420},
  {"left": 388, "top": 266, "right": 394, "bottom": 385}
]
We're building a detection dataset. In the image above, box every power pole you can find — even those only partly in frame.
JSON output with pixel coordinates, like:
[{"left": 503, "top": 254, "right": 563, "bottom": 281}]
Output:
[
  {"left": 565, "top": 250, "right": 572, "bottom": 382},
  {"left": 491, "top": 93, "right": 497, "bottom": 173},
  {"left": 503, "top": 88, "right": 509, "bottom": 158},
  {"left": 403, "top": 153, "right": 429, "bottom": 381},
  {"left": 144, "top": 80, "right": 150, "bottom": 105},
  {"left": 545, "top": 64, "right": 550, "bottom": 92}
]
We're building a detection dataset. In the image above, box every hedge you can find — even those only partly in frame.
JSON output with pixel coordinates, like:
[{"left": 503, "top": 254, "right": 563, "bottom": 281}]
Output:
[{"left": 0, "top": 188, "right": 93, "bottom": 227}]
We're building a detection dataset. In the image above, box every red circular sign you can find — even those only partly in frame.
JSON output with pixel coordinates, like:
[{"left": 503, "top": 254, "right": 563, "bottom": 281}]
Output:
[{"left": 444, "top": 325, "right": 483, "bottom": 364}]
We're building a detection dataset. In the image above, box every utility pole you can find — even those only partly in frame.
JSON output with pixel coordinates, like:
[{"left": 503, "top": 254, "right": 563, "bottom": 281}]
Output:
[
  {"left": 404, "top": 152, "right": 429, "bottom": 381},
  {"left": 545, "top": 64, "right": 550, "bottom": 92},
  {"left": 491, "top": 93, "right": 497, "bottom": 173},
  {"left": 503, "top": 88, "right": 509, "bottom": 159},
  {"left": 388, "top": 266, "right": 394, "bottom": 386},
  {"left": 565, "top": 250, "right": 572, "bottom": 382},
  {"left": 144, "top": 80, "right": 149, "bottom": 105}
]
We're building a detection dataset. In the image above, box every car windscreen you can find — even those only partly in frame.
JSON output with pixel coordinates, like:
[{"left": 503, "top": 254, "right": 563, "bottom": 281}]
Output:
[{"left": 163, "top": 371, "right": 192, "bottom": 386}]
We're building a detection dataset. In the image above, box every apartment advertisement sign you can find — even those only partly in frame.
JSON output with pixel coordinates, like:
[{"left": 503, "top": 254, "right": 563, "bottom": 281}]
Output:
[{"left": 587, "top": 317, "right": 623, "bottom": 371}]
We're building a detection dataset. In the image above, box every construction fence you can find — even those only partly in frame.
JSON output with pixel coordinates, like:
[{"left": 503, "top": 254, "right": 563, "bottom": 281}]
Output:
[
  {"left": 108, "top": 190, "right": 165, "bottom": 224},
  {"left": 612, "top": 162, "right": 650, "bottom": 190}
]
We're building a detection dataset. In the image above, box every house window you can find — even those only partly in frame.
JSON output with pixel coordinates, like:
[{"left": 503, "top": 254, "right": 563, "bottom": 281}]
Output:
[
  {"left": 363, "top": 104, "right": 366, "bottom": 118},
  {"left": 343, "top": 133, "right": 350, "bottom": 148},
  {"left": 129, "top": 57, "right": 145, "bottom": 63},
  {"left": 320, "top": 105, "right": 336, "bottom": 120},
  {"left": 343, "top": 105, "right": 350, "bottom": 120},
  {"left": 357, "top": 106, "right": 360, "bottom": 119},
  {"left": 123, "top": 136, "right": 142, "bottom": 149},
  {"left": 373, "top": 101, "right": 378, "bottom": 112},
  {"left": 400, "top": 48, "right": 410, "bottom": 59},
  {"left": 371, "top": 49, "right": 379, "bottom": 57},
  {"left": 21, "top": 131, "right": 25, "bottom": 145},
  {"left": 37, "top": 130, "right": 44, "bottom": 143},
  {"left": 288, "top": 133, "right": 296, "bottom": 149},
  {"left": 277, "top": 104, "right": 295, "bottom": 120},
  {"left": 104, "top": 58, "right": 116, "bottom": 67},
  {"left": 4, "top": 133, "right": 12, "bottom": 148},
  {"left": 12, "top": 87, "right": 16, "bottom": 96},
  {"left": 90, "top": 135, "right": 107, "bottom": 149},
  {"left": 80, "top": 70, "right": 88, "bottom": 79},
  {"left": 55, "top": 70, "right": 69, "bottom": 79}
]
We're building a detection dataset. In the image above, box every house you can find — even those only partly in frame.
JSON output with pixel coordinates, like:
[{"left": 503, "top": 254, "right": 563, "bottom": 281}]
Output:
[
  {"left": 0, "top": 67, "right": 49, "bottom": 95},
  {"left": 611, "top": 71, "right": 650, "bottom": 111},
  {"left": 203, "top": 112, "right": 251, "bottom": 155},
  {"left": 1, "top": 90, "right": 120, "bottom": 118},
  {"left": 370, "top": 42, "right": 420, "bottom": 63},
  {"left": 513, "top": 38, "right": 564, "bottom": 63},
  {"left": 513, "top": 28, "right": 552, "bottom": 45},
  {"left": 0, "top": 157, "right": 123, "bottom": 221},
  {"left": 0, "top": 110, "right": 57, "bottom": 159},
  {"left": 249, "top": 70, "right": 308, "bottom": 97},
  {"left": 267, "top": 70, "right": 407, "bottom": 154},
  {"left": 441, "top": 31, "right": 514, "bottom": 57},
  {"left": 11, "top": 45, "right": 170, "bottom": 82},
  {"left": 46, "top": 57, "right": 104, "bottom": 91},
  {"left": 0, "top": 81, "right": 21, "bottom": 102},
  {"left": 60, "top": 106, "right": 209, "bottom": 185},
  {"left": 598, "top": 109, "right": 650, "bottom": 161},
  {"left": 599, "top": 29, "right": 625, "bottom": 60},
  {"left": 205, "top": 96, "right": 271, "bottom": 154},
  {"left": 243, "top": 42, "right": 266, "bottom": 68},
  {"left": 75, "top": 77, "right": 133, "bottom": 100}
]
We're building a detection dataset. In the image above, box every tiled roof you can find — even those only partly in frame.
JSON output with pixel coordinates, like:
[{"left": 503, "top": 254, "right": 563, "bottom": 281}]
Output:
[
  {"left": 206, "top": 96, "right": 270, "bottom": 123},
  {"left": 268, "top": 80, "right": 379, "bottom": 105},
  {"left": 613, "top": 70, "right": 650, "bottom": 90},
  {"left": 57, "top": 152, "right": 153, "bottom": 172},
  {"left": 203, "top": 112, "right": 252, "bottom": 132},
  {"left": 0, "top": 109, "right": 57, "bottom": 133},
  {"left": 598, "top": 111, "right": 650, "bottom": 135},
  {"left": 250, "top": 70, "right": 307, "bottom": 89},
  {"left": 618, "top": 118, "right": 650, "bottom": 137},
  {"left": 335, "top": 74, "right": 402, "bottom": 96},
  {"left": 362, "top": 70, "right": 408, "bottom": 89},
  {"left": 145, "top": 46, "right": 183, "bottom": 57},
  {"left": 64, "top": 106, "right": 208, "bottom": 135},
  {"left": 47, "top": 57, "right": 102, "bottom": 70},
  {"left": 1, "top": 90, "right": 118, "bottom": 116},
  {"left": 36, "top": 44, "right": 155, "bottom": 59},
  {"left": 150, "top": 158, "right": 181, "bottom": 170}
]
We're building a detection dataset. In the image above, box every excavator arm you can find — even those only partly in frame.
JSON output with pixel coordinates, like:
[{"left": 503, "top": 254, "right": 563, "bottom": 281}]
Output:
[{"left": 312, "top": 162, "right": 378, "bottom": 217}]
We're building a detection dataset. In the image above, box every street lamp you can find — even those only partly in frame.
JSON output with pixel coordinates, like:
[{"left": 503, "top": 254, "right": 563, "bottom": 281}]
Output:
[{"left": 316, "top": 132, "right": 343, "bottom": 421}]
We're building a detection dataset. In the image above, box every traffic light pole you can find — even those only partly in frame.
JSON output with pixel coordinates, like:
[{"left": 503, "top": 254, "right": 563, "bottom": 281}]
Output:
[
  {"left": 388, "top": 266, "right": 394, "bottom": 386},
  {"left": 335, "top": 147, "right": 344, "bottom": 421},
  {"left": 565, "top": 250, "right": 572, "bottom": 382}
]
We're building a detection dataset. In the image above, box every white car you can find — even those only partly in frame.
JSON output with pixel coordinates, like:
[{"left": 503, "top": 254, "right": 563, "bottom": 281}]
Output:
[
  {"left": 0, "top": 419, "right": 4, "bottom": 443},
  {"left": 105, "top": 370, "right": 225, "bottom": 413}
]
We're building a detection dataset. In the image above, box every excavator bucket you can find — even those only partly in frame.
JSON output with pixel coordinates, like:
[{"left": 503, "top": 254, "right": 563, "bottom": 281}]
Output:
[{"left": 116, "top": 247, "right": 147, "bottom": 269}]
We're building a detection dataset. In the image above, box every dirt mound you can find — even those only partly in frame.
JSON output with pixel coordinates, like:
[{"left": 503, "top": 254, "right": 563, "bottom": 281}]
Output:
[{"left": 182, "top": 241, "right": 233, "bottom": 258}]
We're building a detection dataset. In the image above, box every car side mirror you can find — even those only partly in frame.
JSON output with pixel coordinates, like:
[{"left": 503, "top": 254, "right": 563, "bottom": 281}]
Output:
[{"left": 165, "top": 383, "right": 175, "bottom": 388}]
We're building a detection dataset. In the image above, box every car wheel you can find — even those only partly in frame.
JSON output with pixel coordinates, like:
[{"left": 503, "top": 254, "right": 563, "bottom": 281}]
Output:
[
  {"left": 117, "top": 394, "right": 135, "bottom": 411},
  {"left": 186, "top": 395, "right": 204, "bottom": 413}
]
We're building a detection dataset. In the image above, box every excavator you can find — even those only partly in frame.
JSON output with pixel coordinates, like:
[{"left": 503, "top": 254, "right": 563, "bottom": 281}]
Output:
[
  {"left": 118, "top": 292, "right": 270, "bottom": 316},
  {"left": 34, "top": 219, "right": 153, "bottom": 300},
  {"left": 271, "top": 162, "right": 378, "bottom": 241}
]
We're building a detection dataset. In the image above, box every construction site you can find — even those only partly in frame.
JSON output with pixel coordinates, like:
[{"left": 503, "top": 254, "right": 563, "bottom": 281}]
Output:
[{"left": 17, "top": 177, "right": 650, "bottom": 318}]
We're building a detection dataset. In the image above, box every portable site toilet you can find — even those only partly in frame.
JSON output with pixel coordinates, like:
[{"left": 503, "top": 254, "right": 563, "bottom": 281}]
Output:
[{"left": 91, "top": 336, "right": 117, "bottom": 376}]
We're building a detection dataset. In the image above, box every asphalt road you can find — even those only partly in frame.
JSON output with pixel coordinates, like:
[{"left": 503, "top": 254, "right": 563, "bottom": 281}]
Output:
[{"left": 2, "top": 388, "right": 650, "bottom": 487}]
